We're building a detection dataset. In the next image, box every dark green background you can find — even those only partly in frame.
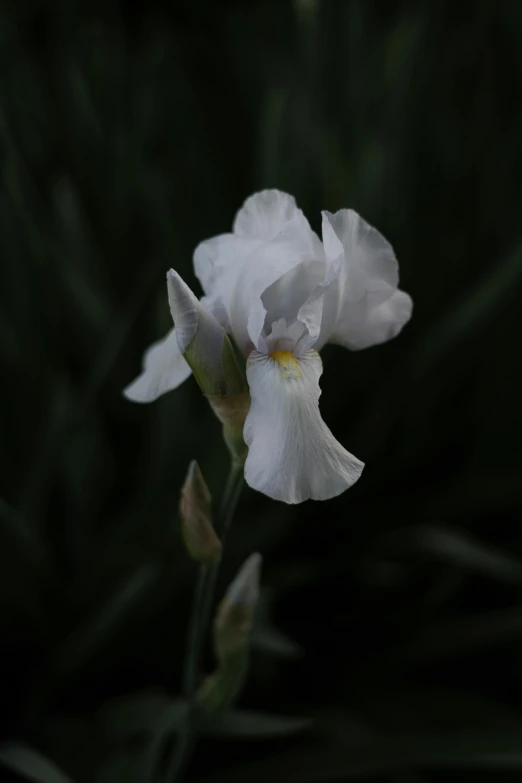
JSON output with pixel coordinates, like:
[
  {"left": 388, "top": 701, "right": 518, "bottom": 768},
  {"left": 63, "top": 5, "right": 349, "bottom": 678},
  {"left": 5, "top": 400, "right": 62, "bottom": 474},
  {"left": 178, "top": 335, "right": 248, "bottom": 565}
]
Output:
[{"left": 1, "top": 1, "right": 522, "bottom": 781}]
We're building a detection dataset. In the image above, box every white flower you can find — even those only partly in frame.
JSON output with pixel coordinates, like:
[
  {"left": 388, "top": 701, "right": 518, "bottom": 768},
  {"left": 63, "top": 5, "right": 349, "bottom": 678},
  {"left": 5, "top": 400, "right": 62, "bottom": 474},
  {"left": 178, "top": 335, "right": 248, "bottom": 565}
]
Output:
[{"left": 124, "top": 190, "right": 413, "bottom": 504}]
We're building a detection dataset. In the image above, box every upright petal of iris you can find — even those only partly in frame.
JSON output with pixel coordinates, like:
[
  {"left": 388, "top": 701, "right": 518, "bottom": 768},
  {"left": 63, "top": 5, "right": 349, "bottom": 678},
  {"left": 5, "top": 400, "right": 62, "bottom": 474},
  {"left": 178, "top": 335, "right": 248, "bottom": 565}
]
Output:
[
  {"left": 320, "top": 209, "right": 413, "bottom": 350},
  {"left": 193, "top": 190, "right": 323, "bottom": 355},
  {"left": 244, "top": 349, "right": 364, "bottom": 503}
]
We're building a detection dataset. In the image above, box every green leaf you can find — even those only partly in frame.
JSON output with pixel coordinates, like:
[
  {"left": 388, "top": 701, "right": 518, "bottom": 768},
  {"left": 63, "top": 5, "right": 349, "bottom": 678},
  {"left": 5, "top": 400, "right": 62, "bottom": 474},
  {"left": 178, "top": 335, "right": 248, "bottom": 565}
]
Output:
[
  {"left": 250, "top": 624, "right": 303, "bottom": 659},
  {"left": 96, "top": 690, "right": 173, "bottom": 737},
  {"left": 210, "top": 694, "right": 522, "bottom": 781},
  {"left": 97, "top": 693, "right": 186, "bottom": 783},
  {"left": 409, "top": 606, "right": 522, "bottom": 657},
  {"left": 205, "top": 708, "right": 312, "bottom": 738},
  {"left": 210, "top": 731, "right": 522, "bottom": 783},
  {"left": 46, "top": 719, "right": 100, "bottom": 783},
  {"left": 423, "top": 468, "right": 522, "bottom": 514},
  {"left": 0, "top": 498, "right": 49, "bottom": 568},
  {"left": 419, "top": 242, "right": 522, "bottom": 367},
  {"left": 95, "top": 754, "right": 144, "bottom": 783},
  {"left": 19, "top": 377, "right": 74, "bottom": 528},
  {"left": 98, "top": 695, "right": 310, "bottom": 745},
  {"left": 364, "top": 689, "right": 522, "bottom": 734},
  {"left": 140, "top": 700, "right": 187, "bottom": 781},
  {"left": 0, "top": 744, "right": 75, "bottom": 783},
  {"left": 250, "top": 590, "right": 303, "bottom": 660},
  {"left": 58, "top": 562, "right": 160, "bottom": 672},
  {"left": 379, "top": 524, "right": 522, "bottom": 585}
]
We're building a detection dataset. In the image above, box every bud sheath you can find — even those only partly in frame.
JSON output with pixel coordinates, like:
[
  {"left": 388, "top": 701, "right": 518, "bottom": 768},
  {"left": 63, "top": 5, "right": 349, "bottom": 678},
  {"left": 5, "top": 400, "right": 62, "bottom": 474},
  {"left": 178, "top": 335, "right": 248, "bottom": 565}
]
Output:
[
  {"left": 214, "top": 553, "right": 262, "bottom": 660},
  {"left": 167, "top": 270, "right": 250, "bottom": 427},
  {"left": 196, "top": 553, "right": 262, "bottom": 714},
  {"left": 180, "top": 461, "right": 221, "bottom": 564}
]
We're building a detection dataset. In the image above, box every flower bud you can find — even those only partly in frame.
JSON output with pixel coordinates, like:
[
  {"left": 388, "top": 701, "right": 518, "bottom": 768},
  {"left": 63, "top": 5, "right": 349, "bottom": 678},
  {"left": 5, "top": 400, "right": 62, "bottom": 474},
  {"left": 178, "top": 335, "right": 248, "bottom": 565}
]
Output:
[
  {"left": 180, "top": 461, "right": 221, "bottom": 564},
  {"left": 213, "top": 553, "right": 262, "bottom": 661},
  {"left": 167, "top": 270, "right": 250, "bottom": 438},
  {"left": 196, "top": 554, "right": 262, "bottom": 715},
  {"left": 195, "top": 654, "right": 248, "bottom": 715}
]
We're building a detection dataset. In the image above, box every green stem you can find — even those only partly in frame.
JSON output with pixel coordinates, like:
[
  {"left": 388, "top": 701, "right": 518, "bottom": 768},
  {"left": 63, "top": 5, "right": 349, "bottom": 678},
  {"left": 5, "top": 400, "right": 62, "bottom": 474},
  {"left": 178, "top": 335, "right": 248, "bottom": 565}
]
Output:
[
  {"left": 165, "top": 459, "right": 244, "bottom": 782},
  {"left": 182, "top": 565, "right": 208, "bottom": 699}
]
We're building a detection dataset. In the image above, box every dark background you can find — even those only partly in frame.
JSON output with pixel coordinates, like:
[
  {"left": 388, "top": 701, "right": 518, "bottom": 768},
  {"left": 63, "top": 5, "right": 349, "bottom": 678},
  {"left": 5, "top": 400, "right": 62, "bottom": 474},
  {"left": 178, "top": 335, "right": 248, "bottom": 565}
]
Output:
[{"left": 1, "top": 1, "right": 522, "bottom": 781}]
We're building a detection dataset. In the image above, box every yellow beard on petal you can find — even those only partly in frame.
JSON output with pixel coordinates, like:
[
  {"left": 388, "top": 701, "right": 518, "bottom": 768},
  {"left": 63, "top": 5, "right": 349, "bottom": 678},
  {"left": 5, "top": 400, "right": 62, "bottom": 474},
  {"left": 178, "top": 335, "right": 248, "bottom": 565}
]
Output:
[{"left": 268, "top": 350, "right": 303, "bottom": 379}]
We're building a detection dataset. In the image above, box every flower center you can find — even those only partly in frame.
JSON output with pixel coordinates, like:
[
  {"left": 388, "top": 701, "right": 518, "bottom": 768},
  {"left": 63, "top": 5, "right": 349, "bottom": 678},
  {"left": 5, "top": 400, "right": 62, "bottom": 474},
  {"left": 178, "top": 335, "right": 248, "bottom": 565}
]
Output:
[{"left": 269, "top": 350, "right": 302, "bottom": 379}]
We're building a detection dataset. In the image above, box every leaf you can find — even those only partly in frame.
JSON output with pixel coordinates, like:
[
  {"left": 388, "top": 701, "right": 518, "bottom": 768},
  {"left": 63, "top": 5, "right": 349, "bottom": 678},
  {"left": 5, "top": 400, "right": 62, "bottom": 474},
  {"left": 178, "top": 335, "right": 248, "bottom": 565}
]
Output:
[
  {"left": 365, "top": 689, "right": 522, "bottom": 735},
  {"left": 408, "top": 606, "right": 522, "bottom": 657},
  {"left": 20, "top": 377, "right": 74, "bottom": 528},
  {"left": 97, "top": 693, "right": 186, "bottom": 783},
  {"left": 99, "top": 695, "right": 310, "bottom": 745},
  {"left": 0, "top": 499, "right": 56, "bottom": 621},
  {"left": 259, "top": 88, "right": 286, "bottom": 185},
  {"left": 97, "top": 690, "right": 173, "bottom": 738},
  {"left": 46, "top": 719, "right": 101, "bottom": 783},
  {"left": 419, "top": 242, "right": 522, "bottom": 368},
  {"left": 140, "top": 700, "right": 187, "bottom": 782},
  {"left": 209, "top": 693, "right": 522, "bottom": 781},
  {"left": 0, "top": 744, "right": 75, "bottom": 783},
  {"left": 95, "top": 754, "right": 144, "bottom": 783},
  {"left": 58, "top": 562, "right": 160, "bottom": 672},
  {"left": 250, "top": 624, "right": 303, "bottom": 660},
  {"left": 210, "top": 731, "right": 522, "bottom": 783},
  {"left": 422, "top": 468, "right": 522, "bottom": 514},
  {"left": 250, "top": 590, "right": 303, "bottom": 660},
  {"left": 0, "top": 497, "right": 55, "bottom": 592},
  {"left": 379, "top": 524, "right": 522, "bottom": 585},
  {"left": 205, "top": 709, "right": 312, "bottom": 739}
]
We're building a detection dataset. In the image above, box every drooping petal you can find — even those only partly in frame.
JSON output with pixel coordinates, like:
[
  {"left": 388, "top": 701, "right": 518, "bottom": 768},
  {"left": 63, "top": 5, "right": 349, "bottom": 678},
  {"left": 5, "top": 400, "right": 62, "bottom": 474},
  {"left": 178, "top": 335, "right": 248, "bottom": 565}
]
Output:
[
  {"left": 244, "top": 350, "right": 364, "bottom": 504},
  {"left": 123, "top": 327, "right": 191, "bottom": 403},
  {"left": 318, "top": 209, "right": 412, "bottom": 350}
]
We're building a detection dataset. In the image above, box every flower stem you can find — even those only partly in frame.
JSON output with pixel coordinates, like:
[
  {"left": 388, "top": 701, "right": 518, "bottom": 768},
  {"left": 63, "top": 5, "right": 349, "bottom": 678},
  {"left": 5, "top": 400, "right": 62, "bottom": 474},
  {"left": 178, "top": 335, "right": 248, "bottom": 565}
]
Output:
[{"left": 166, "top": 459, "right": 244, "bottom": 782}]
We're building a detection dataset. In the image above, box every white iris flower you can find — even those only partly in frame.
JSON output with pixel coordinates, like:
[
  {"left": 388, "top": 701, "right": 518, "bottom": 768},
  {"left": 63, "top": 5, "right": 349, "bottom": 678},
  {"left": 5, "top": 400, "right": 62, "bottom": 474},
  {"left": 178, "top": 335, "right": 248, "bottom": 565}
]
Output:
[{"left": 124, "top": 190, "right": 412, "bottom": 504}]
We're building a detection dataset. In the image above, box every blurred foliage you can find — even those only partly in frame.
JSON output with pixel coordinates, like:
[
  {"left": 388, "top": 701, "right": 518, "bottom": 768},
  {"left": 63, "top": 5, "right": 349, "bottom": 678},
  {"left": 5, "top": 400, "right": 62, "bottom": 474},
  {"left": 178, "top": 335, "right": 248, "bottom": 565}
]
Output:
[{"left": 1, "top": 0, "right": 522, "bottom": 781}]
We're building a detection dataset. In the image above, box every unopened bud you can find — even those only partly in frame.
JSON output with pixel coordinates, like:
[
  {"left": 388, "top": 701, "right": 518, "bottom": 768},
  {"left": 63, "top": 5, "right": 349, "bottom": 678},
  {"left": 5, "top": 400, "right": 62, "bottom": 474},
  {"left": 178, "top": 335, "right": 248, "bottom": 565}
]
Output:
[
  {"left": 167, "top": 270, "right": 250, "bottom": 439},
  {"left": 195, "top": 654, "right": 248, "bottom": 715},
  {"left": 196, "top": 553, "right": 262, "bottom": 715},
  {"left": 180, "top": 461, "right": 221, "bottom": 564},
  {"left": 214, "top": 553, "right": 262, "bottom": 661}
]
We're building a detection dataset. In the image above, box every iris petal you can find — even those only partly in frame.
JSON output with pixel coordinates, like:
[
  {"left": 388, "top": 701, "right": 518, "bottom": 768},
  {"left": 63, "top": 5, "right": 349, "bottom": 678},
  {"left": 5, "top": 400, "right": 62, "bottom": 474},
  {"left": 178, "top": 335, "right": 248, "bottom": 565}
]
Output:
[
  {"left": 233, "top": 189, "right": 314, "bottom": 241},
  {"left": 320, "top": 209, "right": 412, "bottom": 350},
  {"left": 123, "top": 328, "right": 192, "bottom": 403},
  {"left": 193, "top": 191, "right": 324, "bottom": 355},
  {"left": 244, "top": 349, "right": 364, "bottom": 504}
]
